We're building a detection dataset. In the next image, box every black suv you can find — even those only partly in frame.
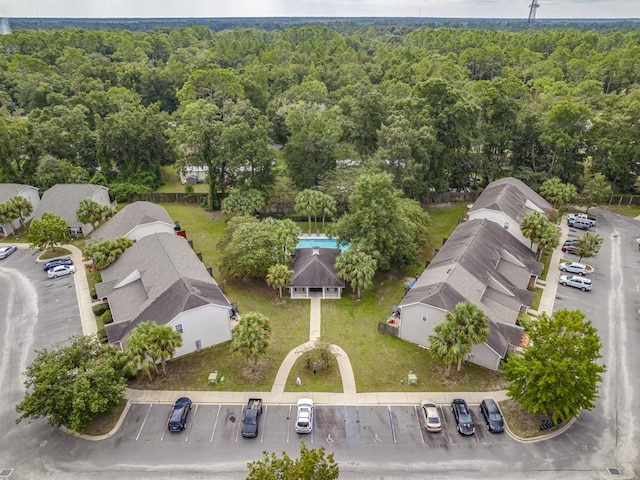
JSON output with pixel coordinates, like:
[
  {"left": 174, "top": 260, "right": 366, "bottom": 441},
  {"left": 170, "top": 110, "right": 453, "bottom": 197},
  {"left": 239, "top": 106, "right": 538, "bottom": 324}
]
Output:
[
  {"left": 479, "top": 398, "right": 504, "bottom": 433},
  {"left": 43, "top": 258, "right": 74, "bottom": 271},
  {"left": 451, "top": 399, "right": 475, "bottom": 436},
  {"left": 167, "top": 397, "right": 192, "bottom": 432}
]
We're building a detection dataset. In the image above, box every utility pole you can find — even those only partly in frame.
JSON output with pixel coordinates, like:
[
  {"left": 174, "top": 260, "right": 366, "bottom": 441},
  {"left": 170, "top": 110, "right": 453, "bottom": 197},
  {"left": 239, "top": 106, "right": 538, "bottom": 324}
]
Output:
[{"left": 527, "top": 1, "right": 540, "bottom": 29}]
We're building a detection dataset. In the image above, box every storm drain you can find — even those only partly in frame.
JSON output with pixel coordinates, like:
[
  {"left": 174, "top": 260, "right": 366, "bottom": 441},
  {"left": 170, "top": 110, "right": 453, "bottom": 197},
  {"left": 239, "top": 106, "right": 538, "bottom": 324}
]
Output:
[
  {"left": 607, "top": 468, "right": 621, "bottom": 475},
  {"left": 0, "top": 469, "right": 14, "bottom": 477}
]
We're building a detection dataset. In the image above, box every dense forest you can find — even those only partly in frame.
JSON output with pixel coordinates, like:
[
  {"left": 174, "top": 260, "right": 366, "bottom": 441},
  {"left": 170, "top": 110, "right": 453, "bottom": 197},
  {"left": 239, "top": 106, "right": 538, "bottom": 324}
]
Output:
[{"left": 0, "top": 24, "right": 639, "bottom": 208}]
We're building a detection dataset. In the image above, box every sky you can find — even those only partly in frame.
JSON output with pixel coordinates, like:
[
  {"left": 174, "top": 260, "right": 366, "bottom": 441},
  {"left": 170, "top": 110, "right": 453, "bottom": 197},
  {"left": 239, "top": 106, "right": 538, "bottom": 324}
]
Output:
[{"left": 0, "top": 0, "right": 638, "bottom": 19}]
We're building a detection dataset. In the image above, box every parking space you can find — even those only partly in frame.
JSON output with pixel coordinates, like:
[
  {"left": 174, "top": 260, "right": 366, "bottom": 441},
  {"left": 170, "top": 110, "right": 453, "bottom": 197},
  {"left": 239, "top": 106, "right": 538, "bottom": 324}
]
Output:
[{"left": 121, "top": 402, "right": 515, "bottom": 451}]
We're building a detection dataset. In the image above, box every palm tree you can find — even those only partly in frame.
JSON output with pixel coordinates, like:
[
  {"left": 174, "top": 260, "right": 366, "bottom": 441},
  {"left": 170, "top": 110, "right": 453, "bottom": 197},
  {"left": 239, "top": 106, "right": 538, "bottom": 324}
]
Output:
[
  {"left": 535, "top": 222, "right": 560, "bottom": 261},
  {"left": 318, "top": 193, "right": 337, "bottom": 232},
  {"left": 428, "top": 320, "right": 467, "bottom": 378},
  {"left": 124, "top": 333, "right": 157, "bottom": 382},
  {"left": 152, "top": 324, "right": 183, "bottom": 376},
  {"left": 336, "top": 250, "right": 377, "bottom": 300},
  {"left": 446, "top": 303, "right": 490, "bottom": 371},
  {"left": 76, "top": 198, "right": 106, "bottom": 229},
  {"left": 539, "top": 177, "right": 577, "bottom": 212},
  {"left": 266, "top": 264, "right": 294, "bottom": 299},
  {"left": 295, "top": 189, "right": 322, "bottom": 234},
  {"left": 8, "top": 196, "right": 33, "bottom": 232},
  {"left": 232, "top": 312, "right": 272, "bottom": 370},
  {"left": 520, "top": 211, "right": 548, "bottom": 250},
  {"left": 0, "top": 203, "right": 14, "bottom": 236}
]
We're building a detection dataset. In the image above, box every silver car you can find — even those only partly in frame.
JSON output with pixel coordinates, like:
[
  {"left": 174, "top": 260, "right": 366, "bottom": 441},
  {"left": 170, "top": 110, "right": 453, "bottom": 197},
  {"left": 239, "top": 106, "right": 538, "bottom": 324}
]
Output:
[
  {"left": 559, "top": 275, "right": 592, "bottom": 291},
  {"left": 420, "top": 400, "right": 442, "bottom": 432},
  {"left": 0, "top": 245, "right": 17, "bottom": 259},
  {"left": 559, "top": 262, "right": 587, "bottom": 275},
  {"left": 48, "top": 264, "right": 76, "bottom": 278}
]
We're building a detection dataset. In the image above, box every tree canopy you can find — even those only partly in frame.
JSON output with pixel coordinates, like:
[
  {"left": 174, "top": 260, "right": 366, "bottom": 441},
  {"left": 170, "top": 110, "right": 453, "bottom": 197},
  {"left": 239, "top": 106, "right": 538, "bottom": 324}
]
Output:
[
  {"left": 247, "top": 443, "right": 339, "bottom": 480},
  {"left": 503, "top": 309, "right": 606, "bottom": 421},
  {"left": 16, "top": 335, "right": 129, "bottom": 433}
]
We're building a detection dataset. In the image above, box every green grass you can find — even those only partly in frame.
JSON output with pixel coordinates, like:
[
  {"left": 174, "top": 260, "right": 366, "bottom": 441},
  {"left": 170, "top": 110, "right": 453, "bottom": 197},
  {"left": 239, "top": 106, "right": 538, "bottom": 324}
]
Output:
[
  {"left": 285, "top": 350, "right": 343, "bottom": 392},
  {"left": 604, "top": 204, "right": 640, "bottom": 218},
  {"left": 530, "top": 287, "right": 543, "bottom": 311},
  {"left": 156, "top": 165, "right": 208, "bottom": 193}
]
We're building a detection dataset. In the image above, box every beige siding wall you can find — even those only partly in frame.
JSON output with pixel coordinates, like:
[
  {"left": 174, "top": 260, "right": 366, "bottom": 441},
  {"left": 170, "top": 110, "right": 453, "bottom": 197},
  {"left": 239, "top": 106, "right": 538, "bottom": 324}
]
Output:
[
  {"left": 398, "top": 304, "right": 447, "bottom": 347},
  {"left": 468, "top": 343, "right": 501, "bottom": 371},
  {"left": 128, "top": 222, "right": 176, "bottom": 242}
]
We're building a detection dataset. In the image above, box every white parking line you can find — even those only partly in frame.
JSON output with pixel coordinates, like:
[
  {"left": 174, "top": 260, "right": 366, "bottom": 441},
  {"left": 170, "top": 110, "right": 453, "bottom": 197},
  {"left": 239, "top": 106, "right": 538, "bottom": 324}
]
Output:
[
  {"left": 260, "top": 405, "right": 268, "bottom": 443},
  {"left": 415, "top": 405, "right": 425, "bottom": 444},
  {"left": 210, "top": 405, "right": 221, "bottom": 442},
  {"left": 286, "top": 404, "right": 291, "bottom": 443},
  {"left": 387, "top": 406, "right": 397, "bottom": 444},
  {"left": 185, "top": 404, "right": 197, "bottom": 441},
  {"left": 135, "top": 404, "right": 153, "bottom": 441},
  {"left": 235, "top": 404, "right": 245, "bottom": 442}
]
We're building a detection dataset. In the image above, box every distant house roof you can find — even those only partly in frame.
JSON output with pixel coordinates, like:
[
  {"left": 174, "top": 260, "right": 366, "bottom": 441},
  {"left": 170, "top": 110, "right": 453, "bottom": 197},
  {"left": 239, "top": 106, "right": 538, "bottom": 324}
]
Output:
[
  {"left": 34, "top": 184, "right": 109, "bottom": 227},
  {"left": 0, "top": 183, "right": 36, "bottom": 203},
  {"left": 97, "top": 232, "right": 230, "bottom": 344},
  {"left": 400, "top": 218, "right": 540, "bottom": 352},
  {"left": 469, "top": 177, "right": 553, "bottom": 224},
  {"left": 92, "top": 201, "right": 174, "bottom": 241},
  {"left": 289, "top": 248, "right": 345, "bottom": 288}
]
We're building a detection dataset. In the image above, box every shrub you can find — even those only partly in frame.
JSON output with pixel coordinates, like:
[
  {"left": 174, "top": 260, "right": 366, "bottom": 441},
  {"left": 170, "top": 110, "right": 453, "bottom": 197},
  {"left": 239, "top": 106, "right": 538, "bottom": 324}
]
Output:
[
  {"left": 90, "top": 287, "right": 97, "bottom": 300},
  {"left": 101, "top": 310, "right": 113, "bottom": 324},
  {"left": 92, "top": 303, "right": 110, "bottom": 316},
  {"left": 97, "top": 328, "right": 108, "bottom": 343}
]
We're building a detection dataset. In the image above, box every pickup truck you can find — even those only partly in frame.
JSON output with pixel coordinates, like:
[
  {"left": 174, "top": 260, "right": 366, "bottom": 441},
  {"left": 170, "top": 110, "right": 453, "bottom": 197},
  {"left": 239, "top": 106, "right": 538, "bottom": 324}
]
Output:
[
  {"left": 241, "top": 398, "right": 263, "bottom": 438},
  {"left": 568, "top": 213, "right": 597, "bottom": 227}
]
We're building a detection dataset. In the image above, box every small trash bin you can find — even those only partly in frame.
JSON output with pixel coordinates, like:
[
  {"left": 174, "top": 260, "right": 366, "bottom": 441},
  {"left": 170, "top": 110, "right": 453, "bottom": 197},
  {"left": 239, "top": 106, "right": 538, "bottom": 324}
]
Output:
[{"left": 208, "top": 371, "right": 219, "bottom": 384}]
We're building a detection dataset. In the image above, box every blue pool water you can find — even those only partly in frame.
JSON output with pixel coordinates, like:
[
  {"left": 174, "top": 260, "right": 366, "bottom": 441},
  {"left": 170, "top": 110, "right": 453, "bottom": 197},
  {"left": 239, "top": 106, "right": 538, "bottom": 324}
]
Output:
[{"left": 296, "top": 237, "right": 349, "bottom": 252}]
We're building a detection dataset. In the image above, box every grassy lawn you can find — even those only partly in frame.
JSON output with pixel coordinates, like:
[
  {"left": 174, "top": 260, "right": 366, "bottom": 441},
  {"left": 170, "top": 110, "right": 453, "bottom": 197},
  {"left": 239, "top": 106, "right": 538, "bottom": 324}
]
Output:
[
  {"left": 156, "top": 165, "right": 208, "bottom": 193},
  {"left": 499, "top": 399, "right": 562, "bottom": 439},
  {"left": 285, "top": 350, "right": 343, "bottom": 392},
  {"left": 604, "top": 204, "right": 640, "bottom": 218},
  {"left": 424, "top": 203, "right": 469, "bottom": 261}
]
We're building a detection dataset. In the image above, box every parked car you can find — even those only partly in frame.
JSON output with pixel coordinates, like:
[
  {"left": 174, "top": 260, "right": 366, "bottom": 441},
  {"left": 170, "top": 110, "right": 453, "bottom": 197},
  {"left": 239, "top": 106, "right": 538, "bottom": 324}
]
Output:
[
  {"left": 559, "top": 275, "right": 592, "bottom": 291},
  {"left": 0, "top": 245, "right": 17, "bottom": 259},
  {"left": 43, "top": 258, "right": 74, "bottom": 271},
  {"left": 419, "top": 400, "right": 442, "bottom": 432},
  {"left": 47, "top": 265, "right": 76, "bottom": 278},
  {"left": 569, "top": 218, "right": 592, "bottom": 230},
  {"left": 479, "top": 399, "right": 504, "bottom": 433},
  {"left": 562, "top": 244, "right": 581, "bottom": 254},
  {"left": 167, "top": 397, "right": 192, "bottom": 432},
  {"left": 563, "top": 239, "right": 578, "bottom": 246},
  {"left": 559, "top": 262, "right": 587, "bottom": 275},
  {"left": 568, "top": 213, "right": 597, "bottom": 227},
  {"left": 451, "top": 399, "right": 475, "bottom": 436},
  {"left": 295, "top": 398, "right": 314, "bottom": 434}
]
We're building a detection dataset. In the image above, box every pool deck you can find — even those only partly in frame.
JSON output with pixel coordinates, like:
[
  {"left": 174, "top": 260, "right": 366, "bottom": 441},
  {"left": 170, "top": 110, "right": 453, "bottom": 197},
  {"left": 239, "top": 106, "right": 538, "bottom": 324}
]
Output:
[{"left": 298, "top": 233, "right": 331, "bottom": 239}]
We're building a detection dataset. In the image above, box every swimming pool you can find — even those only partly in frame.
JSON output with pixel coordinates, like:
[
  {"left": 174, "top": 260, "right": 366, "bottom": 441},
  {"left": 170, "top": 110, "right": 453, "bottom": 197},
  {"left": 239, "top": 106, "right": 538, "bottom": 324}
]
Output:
[{"left": 296, "top": 237, "right": 350, "bottom": 252}]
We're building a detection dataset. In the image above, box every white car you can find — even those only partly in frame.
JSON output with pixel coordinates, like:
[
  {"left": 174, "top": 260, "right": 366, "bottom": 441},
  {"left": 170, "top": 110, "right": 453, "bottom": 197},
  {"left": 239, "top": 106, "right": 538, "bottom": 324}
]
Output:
[
  {"left": 559, "top": 275, "right": 592, "bottom": 291},
  {"left": 559, "top": 262, "right": 587, "bottom": 275},
  {"left": 295, "top": 398, "right": 314, "bottom": 434},
  {"left": 0, "top": 245, "right": 17, "bottom": 259},
  {"left": 48, "top": 264, "right": 76, "bottom": 278},
  {"left": 420, "top": 400, "right": 442, "bottom": 432}
]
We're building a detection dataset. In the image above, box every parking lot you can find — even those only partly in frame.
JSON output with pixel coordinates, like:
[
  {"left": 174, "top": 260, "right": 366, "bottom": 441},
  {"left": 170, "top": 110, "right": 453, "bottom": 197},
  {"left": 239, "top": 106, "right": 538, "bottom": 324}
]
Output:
[{"left": 119, "top": 402, "right": 514, "bottom": 449}]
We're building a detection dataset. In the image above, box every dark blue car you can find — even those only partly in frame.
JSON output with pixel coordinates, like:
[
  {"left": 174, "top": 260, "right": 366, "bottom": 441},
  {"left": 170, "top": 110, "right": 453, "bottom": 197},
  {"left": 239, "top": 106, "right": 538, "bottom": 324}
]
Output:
[
  {"left": 451, "top": 399, "right": 475, "bottom": 436},
  {"left": 43, "top": 258, "right": 74, "bottom": 271},
  {"left": 168, "top": 397, "right": 192, "bottom": 432}
]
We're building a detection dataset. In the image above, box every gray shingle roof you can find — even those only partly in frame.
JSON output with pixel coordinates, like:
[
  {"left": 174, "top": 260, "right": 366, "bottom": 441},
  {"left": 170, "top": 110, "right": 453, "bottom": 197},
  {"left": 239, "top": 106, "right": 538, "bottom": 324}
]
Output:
[
  {"left": 400, "top": 218, "right": 540, "bottom": 353},
  {"left": 92, "top": 201, "right": 174, "bottom": 241},
  {"left": 469, "top": 177, "right": 553, "bottom": 224},
  {"left": 34, "top": 184, "right": 109, "bottom": 227},
  {"left": 99, "top": 232, "right": 230, "bottom": 343},
  {"left": 0, "top": 184, "right": 35, "bottom": 203},
  {"left": 289, "top": 248, "right": 345, "bottom": 288}
]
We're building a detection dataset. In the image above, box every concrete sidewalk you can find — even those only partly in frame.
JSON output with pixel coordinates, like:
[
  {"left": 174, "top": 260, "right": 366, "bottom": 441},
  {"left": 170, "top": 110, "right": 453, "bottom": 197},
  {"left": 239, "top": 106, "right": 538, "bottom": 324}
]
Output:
[
  {"left": 534, "top": 215, "right": 570, "bottom": 316},
  {"left": 124, "top": 387, "right": 509, "bottom": 407}
]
